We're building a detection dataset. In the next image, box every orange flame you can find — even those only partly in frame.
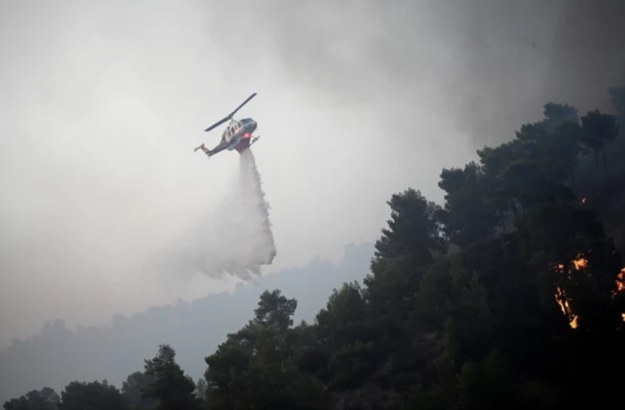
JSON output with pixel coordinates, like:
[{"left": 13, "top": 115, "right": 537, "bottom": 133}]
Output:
[
  {"left": 616, "top": 268, "right": 625, "bottom": 293},
  {"left": 573, "top": 256, "right": 589, "bottom": 270},
  {"left": 553, "top": 254, "right": 589, "bottom": 274},
  {"left": 555, "top": 286, "right": 578, "bottom": 329},
  {"left": 551, "top": 253, "right": 593, "bottom": 329},
  {"left": 612, "top": 267, "right": 625, "bottom": 323}
]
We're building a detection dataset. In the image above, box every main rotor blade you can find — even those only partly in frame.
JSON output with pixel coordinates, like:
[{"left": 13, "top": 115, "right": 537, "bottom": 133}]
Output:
[
  {"left": 229, "top": 92, "right": 257, "bottom": 117},
  {"left": 204, "top": 93, "right": 257, "bottom": 132},
  {"left": 204, "top": 116, "right": 230, "bottom": 132}
]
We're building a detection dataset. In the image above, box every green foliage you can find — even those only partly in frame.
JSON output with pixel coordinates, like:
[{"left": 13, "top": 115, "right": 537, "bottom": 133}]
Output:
[
  {"left": 121, "top": 372, "right": 156, "bottom": 410},
  {"left": 581, "top": 109, "right": 619, "bottom": 169},
  {"left": 316, "top": 283, "right": 369, "bottom": 349},
  {"left": 253, "top": 289, "right": 298, "bottom": 331},
  {"left": 372, "top": 188, "right": 445, "bottom": 268},
  {"left": 439, "top": 163, "right": 499, "bottom": 245},
  {"left": 3, "top": 387, "right": 60, "bottom": 410},
  {"left": 543, "top": 102, "right": 579, "bottom": 126},
  {"left": 456, "top": 351, "right": 513, "bottom": 410},
  {"left": 300, "top": 283, "right": 375, "bottom": 389},
  {"left": 60, "top": 381, "right": 127, "bottom": 410},
  {"left": 204, "top": 290, "right": 329, "bottom": 410},
  {"left": 326, "top": 340, "right": 377, "bottom": 390},
  {"left": 143, "top": 345, "right": 201, "bottom": 410},
  {"left": 365, "top": 188, "right": 445, "bottom": 324},
  {"left": 475, "top": 107, "right": 582, "bottom": 216}
]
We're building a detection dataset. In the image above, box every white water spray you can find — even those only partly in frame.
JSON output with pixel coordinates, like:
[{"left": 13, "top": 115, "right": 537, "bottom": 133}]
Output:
[{"left": 160, "top": 149, "right": 276, "bottom": 280}]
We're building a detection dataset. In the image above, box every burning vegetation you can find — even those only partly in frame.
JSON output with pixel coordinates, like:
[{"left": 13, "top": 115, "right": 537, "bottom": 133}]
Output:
[
  {"left": 552, "top": 253, "right": 589, "bottom": 329},
  {"left": 553, "top": 253, "right": 625, "bottom": 329},
  {"left": 616, "top": 267, "right": 625, "bottom": 293},
  {"left": 555, "top": 286, "right": 579, "bottom": 329},
  {"left": 572, "top": 255, "right": 589, "bottom": 270}
]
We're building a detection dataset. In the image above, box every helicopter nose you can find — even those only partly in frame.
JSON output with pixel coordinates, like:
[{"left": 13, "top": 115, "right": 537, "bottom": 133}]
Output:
[{"left": 250, "top": 120, "right": 257, "bottom": 132}]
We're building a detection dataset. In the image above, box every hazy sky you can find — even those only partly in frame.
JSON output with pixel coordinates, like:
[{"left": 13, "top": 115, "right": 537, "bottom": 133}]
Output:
[{"left": 1, "top": 0, "right": 624, "bottom": 349}]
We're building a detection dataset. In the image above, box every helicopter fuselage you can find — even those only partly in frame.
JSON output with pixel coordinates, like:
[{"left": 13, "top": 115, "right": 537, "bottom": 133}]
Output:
[
  {"left": 196, "top": 92, "right": 259, "bottom": 158},
  {"left": 222, "top": 117, "right": 258, "bottom": 153}
]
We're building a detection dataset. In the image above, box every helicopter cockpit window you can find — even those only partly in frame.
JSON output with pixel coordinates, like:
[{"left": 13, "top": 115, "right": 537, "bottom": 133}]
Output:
[{"left": 226, "top": 123, "right": 237, "bottom": 139}]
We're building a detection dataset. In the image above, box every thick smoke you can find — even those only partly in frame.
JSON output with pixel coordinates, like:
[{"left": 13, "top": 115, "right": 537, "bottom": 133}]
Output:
[
  {"left": 208, "top": 0, "right": 625, "bottom": 148},
  {"left": 161, "top": 150, "right": 276, "bottom": 280}
]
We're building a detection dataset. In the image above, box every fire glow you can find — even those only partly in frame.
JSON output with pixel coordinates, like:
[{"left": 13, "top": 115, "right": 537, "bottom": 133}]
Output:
[
  {"left": 572, "top": 256, "right": 589, "bottom": 270},
  {"left": 553, "top": 260, "right": 625, "bottom": 329},
  {"left": 616, "top": 268, "right": 625, "bottom": 293},
  {"left": 552, "top": 253, "right": 589, "bottom": 329},
  {"left": 555, "top": 286, "right": 579, "bottom": 329}
]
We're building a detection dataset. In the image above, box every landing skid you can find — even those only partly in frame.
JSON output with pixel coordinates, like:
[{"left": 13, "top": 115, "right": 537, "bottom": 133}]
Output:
[{"left": 194, "top": 143, "right": 212, "bottom": 158}]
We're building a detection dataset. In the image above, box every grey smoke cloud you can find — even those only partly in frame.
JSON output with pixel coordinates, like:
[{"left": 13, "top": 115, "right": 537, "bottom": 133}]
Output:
[
  {"left": 446, "top": 0, "right": 625, "bottom": 146},
  {"left": 207, "top": 0, "right": 625, "bottom": 147}
]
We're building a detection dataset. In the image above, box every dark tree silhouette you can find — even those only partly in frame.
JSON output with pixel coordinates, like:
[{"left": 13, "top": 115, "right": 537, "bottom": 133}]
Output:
[
  {"left": 143, "top": 345, "right": 201, "bottom": 410},
  {"left": 60, "top": 381, "right": 126, "bottom": 410},
  {"left": 121, "top": 371, "right": 156, "bottom": 410},
  {"left": 3, "top": 387, "right": 60, "bottom": 410},
  {"left": 204, "top": 290, "right": 328, "bottom": 410},
  {"left": 581, "top": 109, "right": 619, "bottom": 169}
]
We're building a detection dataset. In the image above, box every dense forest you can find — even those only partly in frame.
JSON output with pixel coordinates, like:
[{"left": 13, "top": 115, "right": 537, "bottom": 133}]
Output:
[{"left": 5, "top": 86, "right": 625, "bottom": 410}]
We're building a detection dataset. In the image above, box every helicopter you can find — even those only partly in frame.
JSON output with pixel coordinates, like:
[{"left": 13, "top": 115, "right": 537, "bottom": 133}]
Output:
[{"left": 194, "top": 93, "right": 260, "bottom": 158}]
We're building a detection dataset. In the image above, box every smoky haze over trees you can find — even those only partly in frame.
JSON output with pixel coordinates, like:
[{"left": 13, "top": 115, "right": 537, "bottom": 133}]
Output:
[
  {"left": 3, "top": 1, "right": 625, "bottom": 409},
  {"left": 439, "top": 0, "right": 625, "bottom": 146},
  {"left": 0, "top": 243, "right": 373, "bottom": 404},
  {"left": 2, "top": 0, "right": 625, "bottom": 355},
  {"left": 6, "top": 85, "right": 625, "bottom": 409},
  {"left": 199, "top": 89, "right": 625, "bottom": 409}
]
